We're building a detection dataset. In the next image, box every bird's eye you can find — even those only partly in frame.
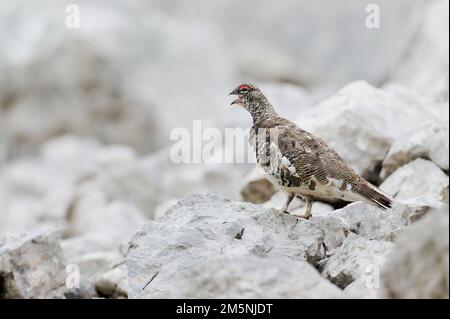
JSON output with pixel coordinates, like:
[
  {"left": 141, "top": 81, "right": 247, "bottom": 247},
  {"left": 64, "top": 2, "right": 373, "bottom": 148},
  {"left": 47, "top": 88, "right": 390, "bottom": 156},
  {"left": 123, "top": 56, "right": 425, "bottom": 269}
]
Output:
[{"left": 239, "top": 88, "right": 249, "bottom": 94}]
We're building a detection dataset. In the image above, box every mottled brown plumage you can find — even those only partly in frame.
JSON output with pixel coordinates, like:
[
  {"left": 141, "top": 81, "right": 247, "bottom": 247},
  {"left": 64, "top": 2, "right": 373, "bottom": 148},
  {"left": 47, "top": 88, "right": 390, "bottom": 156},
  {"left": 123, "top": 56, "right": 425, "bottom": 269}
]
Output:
[{"left": 230, "top": 84, "right": 393, "bottom": 218}]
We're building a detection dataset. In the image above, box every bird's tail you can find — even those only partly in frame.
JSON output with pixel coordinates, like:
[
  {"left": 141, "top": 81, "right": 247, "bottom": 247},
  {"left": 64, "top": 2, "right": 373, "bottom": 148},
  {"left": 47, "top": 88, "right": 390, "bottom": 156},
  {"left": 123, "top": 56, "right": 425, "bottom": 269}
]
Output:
[{"left": 358, "top": 182, "right": 394, "bottom": 210}]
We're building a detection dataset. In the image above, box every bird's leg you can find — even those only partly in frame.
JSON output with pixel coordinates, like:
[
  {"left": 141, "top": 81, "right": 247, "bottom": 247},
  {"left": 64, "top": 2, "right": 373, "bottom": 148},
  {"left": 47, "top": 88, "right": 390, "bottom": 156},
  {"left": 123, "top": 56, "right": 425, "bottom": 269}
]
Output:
[
  {"left": 280, "top": 193, "right": 295, "bottom": 214},
  {"left": 297, "top": 195, "right": 313, "bottom": 219}
]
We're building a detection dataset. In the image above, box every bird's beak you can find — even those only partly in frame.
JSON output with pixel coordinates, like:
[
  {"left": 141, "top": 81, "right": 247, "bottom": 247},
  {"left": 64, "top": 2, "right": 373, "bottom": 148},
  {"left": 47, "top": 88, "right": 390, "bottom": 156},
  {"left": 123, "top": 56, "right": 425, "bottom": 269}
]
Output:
[{"left": 229, "top": 89, "right": 241, "bottom": 106}]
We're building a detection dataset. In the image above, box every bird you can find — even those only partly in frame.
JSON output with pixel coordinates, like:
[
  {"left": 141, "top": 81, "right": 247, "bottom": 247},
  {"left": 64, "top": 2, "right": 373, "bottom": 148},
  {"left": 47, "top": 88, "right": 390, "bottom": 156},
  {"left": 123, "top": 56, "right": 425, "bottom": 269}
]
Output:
[{"left": 229, "top": 84, "right": 394, "bottom": 219}]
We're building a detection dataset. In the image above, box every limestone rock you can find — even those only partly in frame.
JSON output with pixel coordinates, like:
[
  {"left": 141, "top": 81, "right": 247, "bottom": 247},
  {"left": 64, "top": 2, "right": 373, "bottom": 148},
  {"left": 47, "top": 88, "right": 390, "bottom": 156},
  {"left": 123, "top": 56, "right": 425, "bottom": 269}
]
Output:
[
  {"left": 298, "top": 82, "right": 448, "bottom": 182},
  {"left": 64, "top": 197, "right": 146, "bottom": 249},
  {"left": 380, "top": 158, "right": 449, "bottom": 200},
  {"left": 61, "top": 233, "right": 126, "bottom": 262},
  {"left": 136, "top": 255, "right": 342, "bottom": 299},
  {"left": 142, "top": 146, "right": 253, "bottom": 206},
  {"left": 0, "top": 230, "right": 65, "bottom": 298},
  {"left": 381, "top": 123, "right": 449, "bottom": 179},
  {"left": 332, "top": 195, "right": 445, "bottom": 243},
  {"left": 127, "top": 193, "right": 344, "bottom": 298},
  {"left": 391, "top": 0, "right": 449, "bottom": 101},
  {"left": 197, "top": 0, "right": 419, "bottom": 88},
  {"left": 322, "top": 233, "right": 394, "bottom": 289},
  {"left": 0, "top": 0, "right": 235, "bottom": 157},
  {"left": 63, "top": 251, "right": 124, "bottom": 299},
  {"left": 95, "top": 263, "right": 128, "bottom": 298},
  {"left": 380, "top": 208, "right": 449, "bottom": 299},
  {"left": 343, "top": 278, "right": 378, "bottom": 299}
]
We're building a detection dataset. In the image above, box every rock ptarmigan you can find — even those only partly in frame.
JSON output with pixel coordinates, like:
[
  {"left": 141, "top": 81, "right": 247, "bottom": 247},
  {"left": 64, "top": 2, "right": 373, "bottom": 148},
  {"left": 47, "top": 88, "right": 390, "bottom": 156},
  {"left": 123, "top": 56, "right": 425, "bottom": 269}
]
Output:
[{"left": 230, "top": 84, "right": 393, "bottom": 219}]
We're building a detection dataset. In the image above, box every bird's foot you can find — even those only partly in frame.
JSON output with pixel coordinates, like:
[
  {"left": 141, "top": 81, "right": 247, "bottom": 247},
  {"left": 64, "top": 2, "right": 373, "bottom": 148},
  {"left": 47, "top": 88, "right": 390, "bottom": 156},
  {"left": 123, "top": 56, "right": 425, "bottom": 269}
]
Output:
[{"left": 279, "top": 209, "right": 291, "bottom": 215}]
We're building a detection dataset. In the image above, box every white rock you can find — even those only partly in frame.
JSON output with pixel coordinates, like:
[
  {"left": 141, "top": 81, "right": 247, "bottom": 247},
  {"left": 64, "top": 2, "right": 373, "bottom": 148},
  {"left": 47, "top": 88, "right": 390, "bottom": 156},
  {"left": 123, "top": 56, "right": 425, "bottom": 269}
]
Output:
[
  {"left": 381, "top": 123, "right": 449, "bottom": 179},
  {"left": 0, "top": 136, "right": 102, "bottom": 236},
  {"left": 343, "top": 278, "right": 378, "bottom": 299},
  {"left": 380, "top": 158, "right": 449, "bottom": 200},
  {"left": 153, "top": 198, "right": 180, "bottom": 219},
  {"left": 391, "top": 0, "right": 449, "bottom": 101},
  {"left": 0, "top": 230, "right": 65, "bottom": 298},
  {"left": 1, "top": 135, "right": 257, "bottom": 242},
  {"left": 0, "top": 136, "right": 152, "bottom": 238},
  {"left": 64, "top": 279, "right": 95, "bottom": 300},
  {"left": 333, "top": 195, "right": 445, "bottom": 243},
  {"left": 127, "top": 193, "right": 346, "bottom": 298},
  {"left": 310, "top": 216, "right": 350, "bottom": 255},
  {"left": 141, "top": 146, "right": 254, "bottom": 204},
  {"left": 322, "top": 233, "right": 394, "bottom": 289},
  {"left": 61, "top": 233, "right": 126, "bottom": 262},
  {"left": 380, "top": 208, "right": 449, "bottom": 298},
  {"left": 0, "top": 0, "right": 235, "bottom": 157},
  {"left": 189, "top": 0, "right": 419, "bottom": 88},
  {"left": 298, "top": 82, "right": 448, "bottom": 181},
  {"left": 72, "top": 151, "right": 160, "bottom": 219},
  {"left": 64, "top": 252, "right": 123, "bottom": 278},
  {"left": 95, "top": 263, "right": 128, "bottom": 298},
  {"left": 0, "top": 0, "right": 435, "bottom": 159},
  {"left": 332, "top": 203, "right": 389, "bottom": 241},
  {"left": 63, "top": 252, "right": 123, "bottom": 299},
  {"left": 137, "top": 255, "right": 342, "bottom": 299},
  {"left": 65, "top": 197, "right": 146, "bottom": 253},
  {"left": 0, "top": 33, "right": 159, "bottom": 156}
]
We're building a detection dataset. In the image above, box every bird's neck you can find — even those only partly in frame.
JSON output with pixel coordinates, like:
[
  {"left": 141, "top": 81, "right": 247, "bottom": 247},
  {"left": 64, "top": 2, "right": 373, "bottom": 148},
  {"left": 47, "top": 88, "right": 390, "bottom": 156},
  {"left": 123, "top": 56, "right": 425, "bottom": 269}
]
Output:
[{"left": 247, "top": 99, "right": 277, "bottom": 124}]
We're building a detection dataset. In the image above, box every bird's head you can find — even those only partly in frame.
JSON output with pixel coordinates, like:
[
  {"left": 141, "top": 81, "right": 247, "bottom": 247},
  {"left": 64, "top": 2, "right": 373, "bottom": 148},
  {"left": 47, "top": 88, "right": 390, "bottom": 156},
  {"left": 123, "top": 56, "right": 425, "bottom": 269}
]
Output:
[
  {"left": 229, "top": 84, "right": 262, "bottom": 107},
  {"left": 229, "top": 84, "right": 275, "bottom": 119}
]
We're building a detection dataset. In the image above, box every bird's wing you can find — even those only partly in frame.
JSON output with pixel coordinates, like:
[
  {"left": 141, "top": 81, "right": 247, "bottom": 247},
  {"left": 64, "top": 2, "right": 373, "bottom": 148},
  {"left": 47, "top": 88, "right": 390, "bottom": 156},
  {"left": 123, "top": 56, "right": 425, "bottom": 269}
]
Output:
[
  {"left": 274, "top": 124, "right": 332, "bottom": 186},
  {"left": 274, "top": 122, "right": 393, "bottom": 209},
  {"left": 250, "top": 124, "right": 304, "bottom": 188}
]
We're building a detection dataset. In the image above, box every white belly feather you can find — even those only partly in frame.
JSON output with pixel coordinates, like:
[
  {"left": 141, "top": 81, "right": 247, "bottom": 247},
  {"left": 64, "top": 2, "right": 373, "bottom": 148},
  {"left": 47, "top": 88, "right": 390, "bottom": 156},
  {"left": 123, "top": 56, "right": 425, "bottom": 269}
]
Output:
[{"left": 260, "top": 163, "right": 366, "bottom": 202}]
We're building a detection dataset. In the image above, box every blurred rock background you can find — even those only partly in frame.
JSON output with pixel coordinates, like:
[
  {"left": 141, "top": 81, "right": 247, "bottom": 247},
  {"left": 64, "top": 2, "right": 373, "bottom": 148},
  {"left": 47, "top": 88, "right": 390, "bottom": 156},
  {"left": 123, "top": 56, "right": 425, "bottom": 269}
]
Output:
[{"left": 0, "top": 0, "right": 448, "bottom": 299}]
